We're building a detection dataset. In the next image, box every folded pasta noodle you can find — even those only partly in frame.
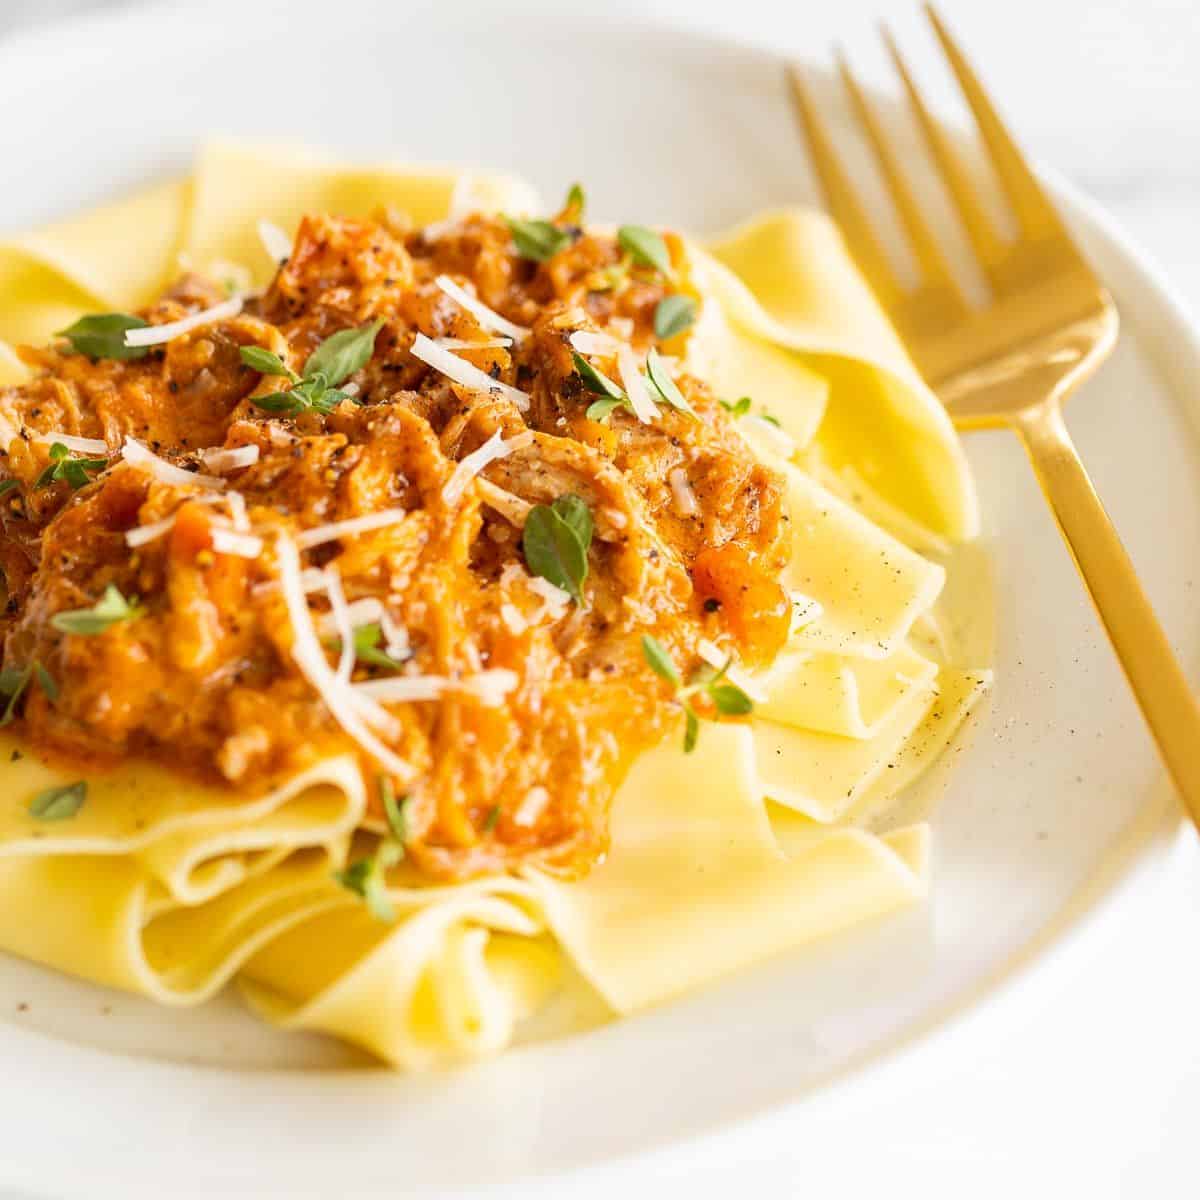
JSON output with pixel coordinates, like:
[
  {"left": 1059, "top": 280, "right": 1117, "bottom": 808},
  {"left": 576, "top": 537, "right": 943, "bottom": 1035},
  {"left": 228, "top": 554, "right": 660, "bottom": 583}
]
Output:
[{"left": 0, "top": 143, "right": 989, "bottom": 1068}]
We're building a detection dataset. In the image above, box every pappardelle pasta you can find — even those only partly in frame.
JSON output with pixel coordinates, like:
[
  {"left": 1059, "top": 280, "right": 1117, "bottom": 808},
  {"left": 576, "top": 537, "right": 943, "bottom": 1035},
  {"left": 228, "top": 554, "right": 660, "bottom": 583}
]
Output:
[{"left": 0, "top": 143, "right": 989, "bottom": 1068}]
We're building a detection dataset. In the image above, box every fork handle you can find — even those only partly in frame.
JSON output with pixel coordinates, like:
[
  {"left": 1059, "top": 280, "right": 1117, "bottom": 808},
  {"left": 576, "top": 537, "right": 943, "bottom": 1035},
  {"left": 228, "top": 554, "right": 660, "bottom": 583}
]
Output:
[{"left": 1016, "top": 401, "right": 1200, "bottom": 823}]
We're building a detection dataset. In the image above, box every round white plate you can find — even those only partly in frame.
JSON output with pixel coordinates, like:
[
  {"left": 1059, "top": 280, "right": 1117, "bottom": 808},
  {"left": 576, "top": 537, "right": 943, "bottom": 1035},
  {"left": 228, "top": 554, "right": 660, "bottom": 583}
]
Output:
[{"left": 0, "top": 1, "right": 1196, "bottom": 1195}]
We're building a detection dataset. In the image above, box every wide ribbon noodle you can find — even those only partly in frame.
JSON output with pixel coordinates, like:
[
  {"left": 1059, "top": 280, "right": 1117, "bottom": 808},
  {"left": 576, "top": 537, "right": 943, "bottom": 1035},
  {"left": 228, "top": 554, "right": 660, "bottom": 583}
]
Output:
[{"left": 0, "top": 143, "right": 990, "bottom": 1068}]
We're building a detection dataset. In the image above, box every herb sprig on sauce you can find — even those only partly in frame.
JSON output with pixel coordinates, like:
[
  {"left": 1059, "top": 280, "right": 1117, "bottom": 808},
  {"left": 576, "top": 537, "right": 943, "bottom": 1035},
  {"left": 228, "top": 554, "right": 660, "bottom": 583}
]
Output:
[
  {"left": 34, "top": 443, "right": 108, "bottom": 491},
  {"left": 640, "top": 635, "right": 754, "bottom": 753},
  {"left": 0, "top": 660, "right": 57, "bottom": 726},
  {"left": 240, "top": 319, "right": 383, "bottom": 415},
  {"left": 51, "top": 584, "right": 145, "bottom": 636},
  {"left": 333, "top": 777, "right": 409, "bottom": 921},
  {"left": 57, "top": 313, "right": 150, "bottom": 361},
  {"left": 521, "top": 494, "right": 593, "bottom": 605}
]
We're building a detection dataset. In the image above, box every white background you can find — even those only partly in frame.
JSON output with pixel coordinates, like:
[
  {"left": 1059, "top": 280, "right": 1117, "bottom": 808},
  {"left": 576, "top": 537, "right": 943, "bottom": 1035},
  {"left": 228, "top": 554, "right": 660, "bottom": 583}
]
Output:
[{"left": 2, "top": 1, "right": 1199, "bottom": 1196}]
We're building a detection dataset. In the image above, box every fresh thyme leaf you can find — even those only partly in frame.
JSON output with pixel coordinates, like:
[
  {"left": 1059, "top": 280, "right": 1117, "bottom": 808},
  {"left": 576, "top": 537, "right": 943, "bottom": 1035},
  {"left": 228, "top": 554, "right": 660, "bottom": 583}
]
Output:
[
  {"left": 506, "top": 217, "right": 571, "bottom": 263},
  {"left": 482, "top": 804, "right": 501, "bottom": 833},
  {"left": 719, "top": 396, "right": 752, "bottom": 418},
  {"left": 585, "top": 396, "right": 628, "bottom": 423},
  {"left": 333, "top": 854, "right": 395, "bottom": 923},
  {"left": 0, "top": 479, "right": 19, "bottom": 497},
  {"left": 645, "top": 349, "right": 696, "bottom": 417},
  {"left": 303, "top": 319, "right": 384, "bottom": 386},
  {"left": 565, "top": 183, "right": 586, "bottom": 219},
  {"left": 50, "top": 584, "right": 145, "bottom": 636},
  {"left": 352, "top": 623, "right": 407, "bottom": 671},
  {"left": 617, "top": 225, "right": 673, "bottom": 278},
  {"left": 0, "top": 660, "right": 55, "bottom": 726},
  {"left": 57, "top": 313, "right": 150, "bottom": 361},
  {"left": 653, "top": 295, "right": 696, "bottom": 341},
  {"left": 522, "top": 494, "right": 593, "bottom": 605},
  {"left": 250, "top": 391, "right": 305, "bottom": 415},
  {"left": 0, "top": 666, "right": 30, "bottom": 726},
  {"left": 640, "top": 634, "right": 681, "bottom": 687},
  {"left": 33, "top": 662, "right": 58, "bottom": 703},
  {"left": 34, "top": 443, "right": 107, "bottom": 491},
  {"left": 29, "top": 780, "right": 86, "bottom": 821},
  {"left": 709, "top": 683, "right": 754, "bottom": 716},
  {"left": 382, "top": 778, "right": 409, "bottom": 844},
  {"left": 239, "top": 345, "right": 298, "bottom": 382},
  {"left": 572, "top": 352, "right": 625, "bottom": 401},
  {"left": 758, "top": 409, "right": 781, "bottom": 427},
  {"left": 641, "top": 639, "right": 753, "bottom": 751}
]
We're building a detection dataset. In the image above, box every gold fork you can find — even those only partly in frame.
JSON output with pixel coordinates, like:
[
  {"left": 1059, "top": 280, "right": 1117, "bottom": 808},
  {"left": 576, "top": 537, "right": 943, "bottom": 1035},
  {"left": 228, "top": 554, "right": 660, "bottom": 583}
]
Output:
[{"left": 787, "top": 4, "right": 1200, "bottom": 828}]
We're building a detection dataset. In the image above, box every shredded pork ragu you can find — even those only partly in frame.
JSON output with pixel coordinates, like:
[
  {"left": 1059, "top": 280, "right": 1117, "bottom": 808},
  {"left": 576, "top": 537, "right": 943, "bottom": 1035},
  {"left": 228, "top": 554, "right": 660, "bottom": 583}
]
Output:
[{"left": 0, "top": 201, "right": 790, "bottom": 880}]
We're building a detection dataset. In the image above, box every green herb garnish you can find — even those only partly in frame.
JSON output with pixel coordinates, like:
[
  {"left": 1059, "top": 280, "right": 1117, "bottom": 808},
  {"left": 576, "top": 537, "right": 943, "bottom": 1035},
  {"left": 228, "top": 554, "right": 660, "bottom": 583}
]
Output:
[
  {"left": 353, "top": 623, "right": 408, "bottom": 671},
  {"left": 522, "top": 494, "right": 593, "bottom": 605},
  {"left": 50, "top": 584, "right": 145, "bottom": 636},
  {"left": 506, "top": 217, "right": 571, "bottom": 263},
  {"left": 482, "top": 804, "right": 501, "bottom": 833},
  {"left": 57, "top": 313, "right": 150, "bottom": 361},
  {"left": 241, "top": 319, "right": 382, "bottom": 416},
  {"left": 645, "top": 348, "right": 696, "bottom": 418},
  {"left": 34, "top": 443, "right": 108, "bottom": 491},
  {"left": 0, "top": 660, "right": 57, "bottom": 726},
  {"left": 29, "top": 781, "right": 86, "bottom": 821},
  {"left": 573, "top": 352, "right": 634, "bottom": 423},
  {"left": 640, "top": 634, "right": 754, "bottom": 753},
  {"left": 382, "top": 777, "right": 409, "bottom": 845},
  {"left": 334, "top": 777, "right": 408, "bottom": 921},
  {"left": 0, "top": 479, "right": 20, "bottom": 498},
  {"left": 719, "top": 396, "right": 752, "bottom": 418},
  {"left": 653, "top": 295, "right": 696, "bottom": 341},
  {"left": 565, "top": 183, "right": 586, "bottom": 219},
  {"left": 332, "top": 847, "right": 399, "bottom": 922},
  {"left": 617, "top": 225, "right": 674, "bottom": 278}
]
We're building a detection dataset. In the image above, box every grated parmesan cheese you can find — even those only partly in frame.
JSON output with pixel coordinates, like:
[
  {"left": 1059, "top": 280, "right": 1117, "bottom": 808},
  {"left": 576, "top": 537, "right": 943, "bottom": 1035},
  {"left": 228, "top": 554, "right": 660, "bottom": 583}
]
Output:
[
  {"left": 409, "top": 333, "right": 530, "bottom": 411},
  {"left": 442, "top": 430, "right": 533, "bottom": 507},
  {"left": 435, "top": 336, "right": 513, "bottom": 351},
  {"left": 125, "top": 514, "right": 177, "bottom": 548},
  {"left": 253, "top": 566, "right": 325, "bottom": 597},
  {"left": 199, "top": 444, "right": 260, "bottom": 473},
  {"left": 275, "top": 532, "right": 411, "bottom": 774},
  {"left": 354, "top": 668, "right": 519, "bottom": 707},
  {"left": 435, "top": 275, "right": 529, "bottom": 342},
  {"left": 258, "top": 218, "right": 292, "bottom": 264},
  {"left": 294, "top": 508, "right": 408, "bottom": 550},
  {"left": 569, "top": 330, "right": 620, "bottom": 357},
  {"left": 122, "top": 437, "right": 227, "bottom": 491},
  {"left": 210, "top": 528, "right": 263, "bottom": 559},
  {"left": 617, "top": 343, "right": 660, "bottom": 423},
  {"left": 124, "top": 296, "right": 243, "bottom": 348},
  {"left": 513, "top": 786, "right": 550, "bottom": 828},
  {"left": 323, "top": 566, "right": 356, "bottom": 684},
  {"left": 32, "top": 432, "right": 108, "bottom": 455}
]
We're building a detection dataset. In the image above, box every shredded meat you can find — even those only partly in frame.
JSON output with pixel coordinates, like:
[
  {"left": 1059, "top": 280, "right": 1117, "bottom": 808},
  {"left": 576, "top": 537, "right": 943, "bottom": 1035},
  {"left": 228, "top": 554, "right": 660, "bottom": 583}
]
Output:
[{"left": 0, "top": 207, "right": 789, "bottom": 880}]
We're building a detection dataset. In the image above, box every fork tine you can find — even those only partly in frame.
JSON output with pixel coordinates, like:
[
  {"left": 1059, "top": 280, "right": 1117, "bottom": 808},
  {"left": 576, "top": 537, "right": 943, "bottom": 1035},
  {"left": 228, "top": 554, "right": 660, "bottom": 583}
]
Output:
[
  {"left": 785, "top": 63, "right": 903, "bottom": 305},
  {"left": 924, "top": 4, "right": 1066, "bottom": 241},
  {"left": 834, "top": 48, "right": 966, "bottom": 306},
  {"left": 881, "top": 22, "right": 1008, "bottom": 279}
]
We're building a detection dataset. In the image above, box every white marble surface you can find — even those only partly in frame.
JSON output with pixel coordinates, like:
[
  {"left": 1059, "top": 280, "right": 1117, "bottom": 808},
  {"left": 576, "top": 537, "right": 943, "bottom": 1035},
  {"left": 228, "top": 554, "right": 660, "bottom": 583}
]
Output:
[{"left": 1, "top": 1, "right": 1198, "bottom": 1197}]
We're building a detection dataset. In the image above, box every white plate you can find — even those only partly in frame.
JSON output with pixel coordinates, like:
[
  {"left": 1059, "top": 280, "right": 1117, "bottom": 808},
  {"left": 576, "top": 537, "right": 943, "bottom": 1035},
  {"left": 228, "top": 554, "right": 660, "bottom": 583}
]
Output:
[{"left": 0, "top": 2, "right": 1196, "bottom": 1195}]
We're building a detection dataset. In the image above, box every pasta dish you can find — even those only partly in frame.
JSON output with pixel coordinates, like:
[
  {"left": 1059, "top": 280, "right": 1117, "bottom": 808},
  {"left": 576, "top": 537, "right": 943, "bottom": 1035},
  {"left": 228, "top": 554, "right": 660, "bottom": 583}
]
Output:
[{"left": 0, "top": 143, "right": 989, "bottom": 1067}]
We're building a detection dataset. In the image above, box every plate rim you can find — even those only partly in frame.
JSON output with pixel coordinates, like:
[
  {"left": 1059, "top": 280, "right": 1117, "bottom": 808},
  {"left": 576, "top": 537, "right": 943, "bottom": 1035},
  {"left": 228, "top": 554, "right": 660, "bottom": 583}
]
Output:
[{"left": 0, "top": 1, "right": 1195, "bottom": 1193}]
